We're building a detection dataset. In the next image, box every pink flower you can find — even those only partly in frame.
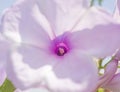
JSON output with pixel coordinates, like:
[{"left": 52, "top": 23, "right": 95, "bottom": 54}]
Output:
[
  {"left": 97, "top": 50, "right": 120, "bottom": 92},
  {"left": 1, "top": 0, "right": 120, "bottom": 92}
]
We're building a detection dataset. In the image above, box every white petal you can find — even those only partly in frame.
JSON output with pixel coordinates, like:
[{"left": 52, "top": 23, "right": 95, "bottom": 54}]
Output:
[
  {"left": 1, "top": 0, "right": 53, "bottom": 48},
  {"left": 7, "top": 44, "right": 57, "bottom": 89},
  {"left": 45, "top": 51, "right": 98, "bottom": 92},
  {"left": 33, "top": 0, "right": 91, "bottom": 36},
  {"left": 1, "top": 0, "right": 92, "bottom": 38},
  {"left": 7, "top": 44, "right": 98, "bottom": 92}
]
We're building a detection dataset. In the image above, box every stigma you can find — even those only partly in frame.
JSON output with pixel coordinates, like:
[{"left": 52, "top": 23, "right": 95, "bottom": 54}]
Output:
[{"left": 55, "top": 43, "right": 68, "bottom": 56}]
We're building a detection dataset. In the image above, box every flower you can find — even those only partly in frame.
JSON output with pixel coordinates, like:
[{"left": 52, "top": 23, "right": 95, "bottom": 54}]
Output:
[
  {"left": 1, "top": 0, "right": 120, "bottom": 92},
  {"left": 97, "top": 50, "right": 120, "bottom": 92}
]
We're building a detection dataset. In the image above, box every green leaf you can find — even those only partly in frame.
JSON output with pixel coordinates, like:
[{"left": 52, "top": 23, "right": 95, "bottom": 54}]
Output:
[{"left": 0, "top": 79, "right": 15, "bottom": 92}]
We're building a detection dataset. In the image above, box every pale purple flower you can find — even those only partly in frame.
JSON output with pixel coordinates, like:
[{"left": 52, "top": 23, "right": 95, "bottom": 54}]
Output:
[
  {"left": 97, "top": 50, "right": 120, "bottom": 92},
  {"left": 1, "top": 0, "right": 120, "bottom": 92}
]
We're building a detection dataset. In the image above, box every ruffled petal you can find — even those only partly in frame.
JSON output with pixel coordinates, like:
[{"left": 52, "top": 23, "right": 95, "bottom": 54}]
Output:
[
  {"left": 7, "top": 44, "right": 98, "bottom": 92},
  {"left": 1, "top": 0, "right": 91, "bottom": 38},
  {"left": 7, "top": 44, "right": 57, "bottom": 89},
  {"left": 1, "top": 0, "right": 53, "bottom": 49},
  {"left": 2, "top": 0, "right": 114, "bottom": 42},
  {"left": 46, "top": 0, "right": 90, "bottom": 35},
  {"left": 68, "top": 23, "right": 120, "bottom": 58},
  {"left": 44, "top": 51, "right": 98, "bottom": 92},
  {"left": 43, "top": 1, "right": 114, "bottom": 36},
  {"left": 31, "top": 0, "right": 91, "bottom": 36}
]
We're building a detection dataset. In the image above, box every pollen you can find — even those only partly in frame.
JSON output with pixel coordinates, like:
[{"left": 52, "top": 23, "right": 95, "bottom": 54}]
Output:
[
  {"left": 55, "top": 43, "right": 68, "bottom": 56},
  {"left": 58, "top": 47, "right": 66, "bottom": 56}
]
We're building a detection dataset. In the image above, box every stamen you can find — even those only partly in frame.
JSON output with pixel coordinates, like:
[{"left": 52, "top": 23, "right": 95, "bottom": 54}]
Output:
[
  {"left": 55, "top": 43, "right": 68, "bottom": 56},
  {"left": 58, "top": 47, "right": 65, "bottom": 55}
]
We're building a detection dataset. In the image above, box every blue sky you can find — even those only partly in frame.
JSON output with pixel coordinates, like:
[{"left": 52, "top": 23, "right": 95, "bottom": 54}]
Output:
[
  {"left": 0, "top": 0, "right": 15, "bottom": 14},
  {"left": 102, "top": 0, "right": 116, "bottom": 13}
]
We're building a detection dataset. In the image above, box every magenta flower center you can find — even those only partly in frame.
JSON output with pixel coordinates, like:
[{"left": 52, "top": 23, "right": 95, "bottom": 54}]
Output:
[{"left": 55, "top": 43, "right": 68, "bottom": 56}]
